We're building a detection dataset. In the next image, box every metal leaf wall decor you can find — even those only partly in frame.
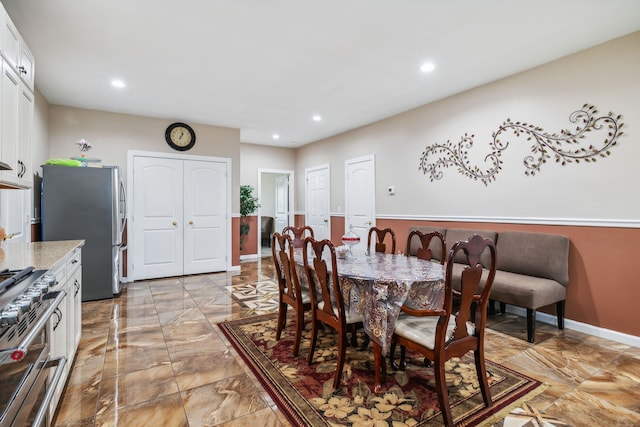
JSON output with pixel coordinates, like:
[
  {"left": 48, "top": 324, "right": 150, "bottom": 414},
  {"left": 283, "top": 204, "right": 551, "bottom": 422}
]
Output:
[{"left": 418, "top": 104, "right": 625, "bottom": 186}]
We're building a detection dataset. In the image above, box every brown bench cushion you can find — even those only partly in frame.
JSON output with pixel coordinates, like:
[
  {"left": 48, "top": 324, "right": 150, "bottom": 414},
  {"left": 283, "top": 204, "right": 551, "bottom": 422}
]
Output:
[
  {"left": 490, "top": 270, "right": 566, "bottom": 309},
  {"left": 495, "top": 231, "right": 569, "bottom": 286}
]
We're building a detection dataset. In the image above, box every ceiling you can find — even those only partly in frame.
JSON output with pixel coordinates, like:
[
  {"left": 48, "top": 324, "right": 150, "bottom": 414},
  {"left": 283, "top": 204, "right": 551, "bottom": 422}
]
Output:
[{"left": 4, "top": 1, "right": 640, "bottom": 148}]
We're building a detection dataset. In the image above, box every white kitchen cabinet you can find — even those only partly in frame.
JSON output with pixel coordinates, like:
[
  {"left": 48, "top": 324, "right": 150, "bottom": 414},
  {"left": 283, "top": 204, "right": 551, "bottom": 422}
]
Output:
[
  {"left": 1, "top": 59, "right": 20, "bottom": 185},
  {"left": 47, "top": 247, "right": 83, "bottom": 421},
  {"left": 0, "top": 2, "right": 34, "bottom": 91},
  {"left": 0, "top": 2, "right": 34, "bottom": 189},
  {"left": 0, "top": 5, "right": 19, "bottom": 70}
]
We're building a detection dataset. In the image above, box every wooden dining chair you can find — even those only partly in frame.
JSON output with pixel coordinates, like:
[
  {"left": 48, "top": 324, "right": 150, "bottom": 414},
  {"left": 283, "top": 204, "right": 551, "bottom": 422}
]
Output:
[
  {"left": 390, "top": 234, "right": 497, "bottom": 427},
  {"left": 272, "top": 232, "right": 312, "bottom": 357},
  {"left": 405, "top": 229, "right": 446, "bottom": 264},
  {"left": 302, "top": 237, "right": 364, "bottom": 389},
  {"left": 282, "top": 225, "right": 314, "bottom": 248},
  {"left": 367, "top": 226, "right": 396, "bottom": 254}
]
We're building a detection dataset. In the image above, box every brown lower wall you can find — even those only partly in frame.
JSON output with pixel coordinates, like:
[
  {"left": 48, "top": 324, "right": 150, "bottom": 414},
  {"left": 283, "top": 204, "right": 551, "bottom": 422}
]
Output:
[{"left": 289, "top": 214, "right": 638, "bottom": 338}]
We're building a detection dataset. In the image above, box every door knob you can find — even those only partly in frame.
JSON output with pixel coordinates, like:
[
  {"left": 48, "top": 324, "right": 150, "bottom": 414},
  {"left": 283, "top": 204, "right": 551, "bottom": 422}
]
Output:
[
  {"left": 189, "top": 220, "right": 194, "bottom": 225},
  {"left": 172, "top": 221, "right": 177, "bottom": 226},
  {"left": 323, "top": 219, "right": 328, "bottom": 223}
]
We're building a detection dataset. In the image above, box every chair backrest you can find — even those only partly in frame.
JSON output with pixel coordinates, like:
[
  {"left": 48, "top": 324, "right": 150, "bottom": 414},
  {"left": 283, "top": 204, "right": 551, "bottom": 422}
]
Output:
[
  {"left": 271, "top": 232, "right": 287, "bottom": 294},
  {"left": 443, "top": 234, "right": 497, "bottom": 344},
  {"left": 272, "top": 232, "right": 304, "bottom": 303},
  {"left": 302, "top": 237, "right": 345, "bottom": 329},
  {"left": 283, "top": 226, "right": 314, "bottom": 248},
  {"left": 367, "top": 226, "right": 396, "bottom": 254},
  {"left": 405, "top": 230, "right": 446, "bottom": 265}
]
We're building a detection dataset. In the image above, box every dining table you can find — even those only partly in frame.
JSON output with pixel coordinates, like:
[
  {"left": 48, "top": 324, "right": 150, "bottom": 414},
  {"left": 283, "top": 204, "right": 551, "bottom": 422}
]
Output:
[{"left": 293, "top": 246, "right": 446, "bottom": 392}]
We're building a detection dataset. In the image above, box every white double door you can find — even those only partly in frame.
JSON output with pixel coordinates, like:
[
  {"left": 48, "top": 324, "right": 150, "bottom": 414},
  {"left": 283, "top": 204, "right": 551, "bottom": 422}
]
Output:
[{"left": 132, "top": 155, "right": 228, "bottom": 280}]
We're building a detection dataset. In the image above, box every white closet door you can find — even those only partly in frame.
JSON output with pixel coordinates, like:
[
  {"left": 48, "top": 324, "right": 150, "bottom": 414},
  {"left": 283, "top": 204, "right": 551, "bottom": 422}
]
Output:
[
  {"left": 132, "top": 156, "right": 184, "bottom": 280},
  {"left": 345, "top": 155, "right": 376, "bottom": 244},
  {"left": 305, "top": 164, "right": 330, "bottom": 241},
  {"left": 274, "top": 175, "right": 289, "bottom": 233},
  {"left": 183, "top": 160, "right": 227, "bottom": 274}
]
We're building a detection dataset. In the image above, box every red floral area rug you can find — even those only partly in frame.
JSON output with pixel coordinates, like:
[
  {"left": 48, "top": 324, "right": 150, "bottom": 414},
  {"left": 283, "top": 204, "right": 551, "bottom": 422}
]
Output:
[{"left": 218, "top": 313, "right": 545, "bottom": 426}]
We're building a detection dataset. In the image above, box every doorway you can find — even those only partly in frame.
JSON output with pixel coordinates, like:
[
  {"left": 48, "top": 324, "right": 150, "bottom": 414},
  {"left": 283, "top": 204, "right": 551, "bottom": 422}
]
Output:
[
  {"left": 345, "top": 155, "right": 376, "bottom": 244},
  {"left": 258, "top": 169, "right": 294, "bottom": 257},
  {"left": 128, "top": 150, "right": 231, "bottom": 280}
]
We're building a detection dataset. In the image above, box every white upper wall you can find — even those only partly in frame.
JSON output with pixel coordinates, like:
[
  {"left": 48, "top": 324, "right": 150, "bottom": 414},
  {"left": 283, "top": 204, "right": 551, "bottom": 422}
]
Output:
[{"left": 293, "top": 31, "right": 640, "bottom": 225}]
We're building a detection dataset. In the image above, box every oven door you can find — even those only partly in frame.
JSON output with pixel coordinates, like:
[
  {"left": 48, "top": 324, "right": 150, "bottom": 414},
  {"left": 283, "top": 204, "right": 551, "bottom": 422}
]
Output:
[{"left": 0, "top": 291, "right": 68, "bottom": 427}]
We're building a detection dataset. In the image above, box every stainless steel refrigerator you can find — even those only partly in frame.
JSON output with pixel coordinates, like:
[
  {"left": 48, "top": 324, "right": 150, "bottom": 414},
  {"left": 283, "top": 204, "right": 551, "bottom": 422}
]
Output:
[{"left": 41, "top": 165, "right": 126, "bottom": 301}]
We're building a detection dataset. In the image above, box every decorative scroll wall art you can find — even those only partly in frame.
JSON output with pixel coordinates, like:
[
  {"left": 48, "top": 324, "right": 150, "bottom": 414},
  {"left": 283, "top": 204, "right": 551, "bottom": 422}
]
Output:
[{"left": 418, "top": 104, "right": 625, "bottom": 186}]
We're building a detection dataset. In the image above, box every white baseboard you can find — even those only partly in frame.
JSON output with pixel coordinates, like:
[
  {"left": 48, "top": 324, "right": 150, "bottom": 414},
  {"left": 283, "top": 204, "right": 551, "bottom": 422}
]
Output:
[
  {"left": 227, "top": 265, "right": 241, "bottom": 272},
  {"left": 239, "top": 254, "right": 259, "bottom": 261},
  {"left": 505, "top": 306, "right": 640, "bottom": 347}
]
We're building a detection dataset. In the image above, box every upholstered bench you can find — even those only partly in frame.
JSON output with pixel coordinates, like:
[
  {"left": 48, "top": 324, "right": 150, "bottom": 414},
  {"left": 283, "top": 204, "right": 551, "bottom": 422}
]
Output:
[{"left": 406, "top": 226, "right": 570, "bottom": 343}]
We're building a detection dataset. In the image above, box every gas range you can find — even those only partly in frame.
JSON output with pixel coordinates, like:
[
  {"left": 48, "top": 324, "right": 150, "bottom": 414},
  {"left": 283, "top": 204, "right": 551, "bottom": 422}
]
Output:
[
  {"left": 0, "top": 267, "right": 53, "bottom": 364},
  {"left": 0, "top": 266, "right": 68, "bottom": 427}
]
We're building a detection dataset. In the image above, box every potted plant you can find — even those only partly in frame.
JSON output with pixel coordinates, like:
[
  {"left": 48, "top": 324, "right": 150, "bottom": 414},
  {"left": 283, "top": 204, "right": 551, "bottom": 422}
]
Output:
[{"left": 240, "top": 185, "right": 260, "bottom": 251}]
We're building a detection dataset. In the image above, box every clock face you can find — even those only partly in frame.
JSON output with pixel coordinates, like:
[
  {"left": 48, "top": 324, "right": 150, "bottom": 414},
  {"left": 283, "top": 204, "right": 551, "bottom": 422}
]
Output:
[{"left": 165, "top": 122, "right": 196, "bottom": 151}]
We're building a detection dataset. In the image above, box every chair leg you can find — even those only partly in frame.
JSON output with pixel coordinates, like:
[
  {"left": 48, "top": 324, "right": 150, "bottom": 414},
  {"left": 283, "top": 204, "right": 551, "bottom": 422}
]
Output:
[
  {"left": 334, "top": 330, "right": 348, "bottom": 389},
  {"left": 474, "top": 349, "right": 492, "bottom": 407},
  {"left": 526, "top": 309, "right": 536, "bottom": 343},
  {"left": 433, "top": 359, "right": 453, "bottom": 427},
  {"left": 276, "top": 303, "right": 288, "bottom": 340},
  {"left": 349, "top": 324, "right": 358, "bottom": 347},
  {"left": 556, "top": 300, "right": 565, "bottom": 329},
  {"left": 307, "top": 319, "right": 319, "bottom": 365},
  {"left": 292, "top": 309, "right": 304, "bottom": 357}
]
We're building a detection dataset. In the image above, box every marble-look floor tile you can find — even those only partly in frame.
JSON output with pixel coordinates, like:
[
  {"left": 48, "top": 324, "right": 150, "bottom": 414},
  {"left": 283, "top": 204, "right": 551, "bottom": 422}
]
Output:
[
  {"left": 94, "top": 392, "right": 188, "bottom": 427},
  {"left": 217, "top": 407, "right": 284, "bottom": 427},
  {"left": 172, "top": 349, "right": 246, "bottom": 391},
  {"left": 101, "top": 343, "right": 172, "bottom": 378},
  {"left": 543, "top": 388, "right": 640, "bottom": 426},
  {"left": 55, "top": 381, "right": 101, "bottom": 424},
  {"left": 154, "top": 295, "right": 199, "bottom": 312},
  {"left": 162, "top": 319, "right": 216, "bottom": 341},
  {"left": 181, "top": 375, "right": 269, "bottom": 427},
  {"left": 106, "top": 325, "right": 165, "bottom": 350},
  {"left": 165, "top": 331, "right": 227, "bottom": 362},
  {"left": 96, "top": 364, "right": 179, "bottom": 416},
  {"left": 158, "top": 307, "right": 207, "bottom": 326}
]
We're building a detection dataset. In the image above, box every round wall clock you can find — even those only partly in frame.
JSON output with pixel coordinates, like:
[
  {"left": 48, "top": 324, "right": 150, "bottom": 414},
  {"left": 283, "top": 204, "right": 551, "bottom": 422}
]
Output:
[{"left": 165, "top": 122, "right": 196, "bottom": 151}]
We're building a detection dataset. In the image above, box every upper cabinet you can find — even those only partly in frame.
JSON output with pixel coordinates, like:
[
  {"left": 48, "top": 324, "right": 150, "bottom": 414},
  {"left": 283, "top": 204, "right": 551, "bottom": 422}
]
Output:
[
  {"left": 0, "top": 2, "right": 34, "bottom": 189},
  {"left": 1, "top": 5, "right": 34, "bottom": 91}
]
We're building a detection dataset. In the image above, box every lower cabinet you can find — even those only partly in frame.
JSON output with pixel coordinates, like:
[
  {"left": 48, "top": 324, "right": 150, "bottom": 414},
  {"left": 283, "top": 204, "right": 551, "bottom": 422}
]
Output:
[{"left": 47, "top": 246, "right": 82, "bottom": 421}]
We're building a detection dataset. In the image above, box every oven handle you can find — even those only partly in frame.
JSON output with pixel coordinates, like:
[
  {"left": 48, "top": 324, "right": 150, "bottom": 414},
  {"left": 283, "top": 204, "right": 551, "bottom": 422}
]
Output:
[
  {"left": 9, "top": 290, "right": 67, "bottom": 362},
  {"left": 31, "top": 355, "right": 68, "bottom": 427}
]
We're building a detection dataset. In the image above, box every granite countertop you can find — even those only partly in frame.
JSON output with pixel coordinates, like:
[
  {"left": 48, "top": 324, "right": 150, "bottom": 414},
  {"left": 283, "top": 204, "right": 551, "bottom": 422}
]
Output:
[{"left": 0, "top": 240, "right": 85, "bottom": 271}]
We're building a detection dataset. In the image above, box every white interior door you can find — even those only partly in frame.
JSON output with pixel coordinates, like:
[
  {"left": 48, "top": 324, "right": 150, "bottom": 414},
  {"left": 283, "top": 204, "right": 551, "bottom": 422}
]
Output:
[
  {"left": 305, "top": 164, "right": 330, "bottom": 241},
  {"left": 274, "top": 175, "right": 289, "bottom": 233},
  {"left": 345, "top": 155, "right": 375, "bottom": 245},
  {"left": 132, "top": 156, "right": 184, "bottom": 280},
  {"left": 183, "top": 160, "right": 227, "bottom": 274}
]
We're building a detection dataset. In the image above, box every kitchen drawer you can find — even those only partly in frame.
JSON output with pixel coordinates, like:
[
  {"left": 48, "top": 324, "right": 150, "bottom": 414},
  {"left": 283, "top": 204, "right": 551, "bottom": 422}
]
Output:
[
  {"left": 66, "top": 248, "right": 81, "bottom": 275},
  {"left": 49, "top": 261, "right": 66, "bottom": 287}
]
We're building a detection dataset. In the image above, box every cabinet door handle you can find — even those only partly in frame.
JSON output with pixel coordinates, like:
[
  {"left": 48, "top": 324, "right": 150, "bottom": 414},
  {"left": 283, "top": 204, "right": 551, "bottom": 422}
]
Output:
[
  {"left": 189, "top": 220, "right": 194, "bottom": 225},
  {"left": 172, "top": 221, "right": 177, "bottom": 226}
]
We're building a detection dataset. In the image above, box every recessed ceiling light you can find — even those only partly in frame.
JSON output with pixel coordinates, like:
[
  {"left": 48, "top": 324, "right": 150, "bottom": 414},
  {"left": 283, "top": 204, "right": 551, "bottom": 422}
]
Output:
[
  {"left": 419, "top": 62, "right": 435, "bottom": 73},
  {"left": 111, "top": 79, "right": 125, "bottom": 88},
  {"left": 272, "top": 134, "right": 280, "bottom": 140},
  {"left": 313, "top": 115, "right": 322, "bottom": 122}
]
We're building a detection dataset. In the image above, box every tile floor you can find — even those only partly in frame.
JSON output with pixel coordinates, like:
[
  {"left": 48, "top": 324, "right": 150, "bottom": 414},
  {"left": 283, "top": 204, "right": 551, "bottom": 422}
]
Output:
[{"left": 53, "top": 257, "right": 640, "bottom": 426}]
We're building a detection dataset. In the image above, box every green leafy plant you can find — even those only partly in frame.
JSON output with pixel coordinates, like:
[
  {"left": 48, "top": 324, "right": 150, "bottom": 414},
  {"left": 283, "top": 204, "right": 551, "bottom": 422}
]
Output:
[{"left": 240, "top": 185, "right": 260, "bottom": 250}]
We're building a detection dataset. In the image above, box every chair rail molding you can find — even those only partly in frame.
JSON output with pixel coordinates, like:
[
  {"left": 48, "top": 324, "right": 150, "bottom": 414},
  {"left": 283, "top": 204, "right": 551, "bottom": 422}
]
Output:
[{"left": 419, "top": 103, "right": 624, "bottom": 186}]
